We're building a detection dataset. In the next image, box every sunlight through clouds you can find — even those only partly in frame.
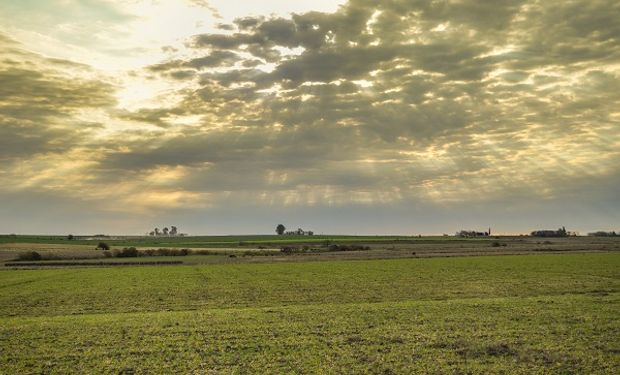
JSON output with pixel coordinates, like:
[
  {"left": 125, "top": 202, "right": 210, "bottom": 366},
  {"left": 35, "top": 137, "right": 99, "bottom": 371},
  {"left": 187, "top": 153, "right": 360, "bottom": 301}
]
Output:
[{"left": 0, "top": 0, "right": 618, "bottom": 234}]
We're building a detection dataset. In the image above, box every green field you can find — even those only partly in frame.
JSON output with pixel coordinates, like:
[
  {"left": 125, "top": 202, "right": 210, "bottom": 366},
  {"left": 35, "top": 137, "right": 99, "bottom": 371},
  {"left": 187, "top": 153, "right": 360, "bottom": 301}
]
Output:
[{"left": 1, "top": 253, "right": 619, "bottom": 373}]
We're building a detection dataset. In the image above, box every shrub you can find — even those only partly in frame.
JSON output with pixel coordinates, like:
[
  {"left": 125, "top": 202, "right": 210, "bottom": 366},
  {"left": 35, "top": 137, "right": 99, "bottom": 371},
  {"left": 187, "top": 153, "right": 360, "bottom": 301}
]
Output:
[
  {"left": 243, "top": 250, "right": 276, "bottom": 256},
  {"left": 17, "top": 251, "right": 42, "bottom": 261},
  {"left": 102, "top": 251, "right": 112, "bottom": 258},
  {"left": 327, "top": 244, "right": 370, "bottom": 252},
  {"left": 280, "top": 246, "right": 330, "bottom": 254},
  {"left": 179, "top": 248, "right": 191, "bottom": 256},
  {"left": 96, "top": 242, "right": 110, "bottom": 250},
  {"left": 126, "top": 248, "right": 194, "bottom": 257},
  {"left": 117, "top": 247, "right": 139, "bottom": 257},
  {"left": 280, "top": 246, "right": 300, "bottom": 253}
]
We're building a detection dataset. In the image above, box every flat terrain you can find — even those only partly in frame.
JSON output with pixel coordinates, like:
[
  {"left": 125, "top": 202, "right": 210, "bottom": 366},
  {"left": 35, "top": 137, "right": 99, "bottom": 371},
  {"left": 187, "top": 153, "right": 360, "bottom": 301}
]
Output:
[
  {"left": 1, "top": 245, "right": 619, "bottom": 373},
  {"left": 1, "top": 235, "right": 619, "bottom": 265}
]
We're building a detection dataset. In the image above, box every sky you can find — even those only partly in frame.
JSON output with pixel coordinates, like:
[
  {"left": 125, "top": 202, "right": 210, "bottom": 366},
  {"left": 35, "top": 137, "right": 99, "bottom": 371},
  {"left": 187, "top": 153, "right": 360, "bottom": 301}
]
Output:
[{"left": 0, "top": 0, "right": 619, "bottom": 235}]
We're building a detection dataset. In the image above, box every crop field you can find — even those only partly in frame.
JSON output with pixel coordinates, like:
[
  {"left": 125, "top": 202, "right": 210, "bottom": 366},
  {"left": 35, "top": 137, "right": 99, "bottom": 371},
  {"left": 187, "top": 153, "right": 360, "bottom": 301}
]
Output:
[{"left": 1, "top": 251, "right": 619, "bottom": 374}]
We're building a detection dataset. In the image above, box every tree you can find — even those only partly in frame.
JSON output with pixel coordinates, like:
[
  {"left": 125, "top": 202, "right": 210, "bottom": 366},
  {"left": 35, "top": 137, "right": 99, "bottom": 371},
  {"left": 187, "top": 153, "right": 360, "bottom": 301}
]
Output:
[
  {"left": 276, "top": 224, "right": 286, "bottom": 235},
  {"left": 162, "top": 227, "right": 169, "bottom": 236},
  {"left": 149, "top": 231, "right": 155, "bottom": 236},
  {"left": 154, "top": 228, "right": 160, "bottom": 236},
  {"left": 67, "top": 234, "right": 74, "bottom": 240},
  {"left": 170, "top": 226, "right": 178, "bottom": 236}
]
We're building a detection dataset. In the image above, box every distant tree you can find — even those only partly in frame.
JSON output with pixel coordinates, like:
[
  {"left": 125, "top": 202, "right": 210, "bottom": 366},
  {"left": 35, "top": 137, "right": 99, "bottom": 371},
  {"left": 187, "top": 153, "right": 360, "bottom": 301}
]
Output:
[
  {"left": 154, "top": 228, "right": 160, "bottom": 236},
  {"left": 162, "top": 227, "right": 169, "bottom": 236},
  {"left": 588, "top": 231, "right": 618, "bottom": 237},
  {"left": 96, "top": 242, "right": 110, "bottom": 250},
  {"left": 276, "top": 224, "right": 286, "bottom": 235},
  {"left": 170, "top": 226, "right": 178, "bottom": 236},
  {"left": 67, "top": 234, "right": 74, "bottom": 240},
  {"left": 149, "top": 231, "right": 155, "bottom": 236}
]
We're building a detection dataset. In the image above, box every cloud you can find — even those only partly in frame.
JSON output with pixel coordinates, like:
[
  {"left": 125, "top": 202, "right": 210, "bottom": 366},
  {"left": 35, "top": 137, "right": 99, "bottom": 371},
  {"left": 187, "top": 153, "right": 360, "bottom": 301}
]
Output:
[
  {"left": 0, "top": 35, "right": 116, "bottom": 161},
  {"left": 0, "top": 0, "right": 619, "bottom": 233},
  {"left": 107, "top": 0, "right": 619, "bottom": 206}
]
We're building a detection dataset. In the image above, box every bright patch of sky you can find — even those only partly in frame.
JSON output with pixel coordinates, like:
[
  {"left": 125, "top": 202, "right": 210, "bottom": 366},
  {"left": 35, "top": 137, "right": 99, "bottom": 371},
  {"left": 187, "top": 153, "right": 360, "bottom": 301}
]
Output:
[{"left": 0, "top": 0, "right": 346, "bottom": 71}]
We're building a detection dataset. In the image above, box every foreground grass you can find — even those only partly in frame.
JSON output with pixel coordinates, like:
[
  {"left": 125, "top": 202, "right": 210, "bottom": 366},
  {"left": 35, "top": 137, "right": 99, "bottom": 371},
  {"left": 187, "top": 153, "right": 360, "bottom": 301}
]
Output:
[{"left": 1, "top": 253, "right": 618, "bottom": 373}]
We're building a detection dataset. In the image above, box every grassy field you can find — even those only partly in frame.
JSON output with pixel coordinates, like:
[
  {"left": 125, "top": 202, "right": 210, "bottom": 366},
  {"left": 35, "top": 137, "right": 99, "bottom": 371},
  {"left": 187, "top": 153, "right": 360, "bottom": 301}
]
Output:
[{"left": 1, "top": 252, "right": 619, "bottom": 373}]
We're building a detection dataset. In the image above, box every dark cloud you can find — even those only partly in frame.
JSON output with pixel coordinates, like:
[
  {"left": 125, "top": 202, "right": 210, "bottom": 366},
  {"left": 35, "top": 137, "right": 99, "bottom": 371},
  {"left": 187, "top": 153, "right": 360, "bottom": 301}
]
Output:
[
  {"left": 148, "top": 50, "right": 241, "bottom": 74},
  {"left": 0, "top": 37, "right": 116, "bottom": 160},
  {"left": 1, "top": 1, "right": 618, "bottom": 234},
  {"left": 103, "top": 0, "right": 619, "bottom": 206}
]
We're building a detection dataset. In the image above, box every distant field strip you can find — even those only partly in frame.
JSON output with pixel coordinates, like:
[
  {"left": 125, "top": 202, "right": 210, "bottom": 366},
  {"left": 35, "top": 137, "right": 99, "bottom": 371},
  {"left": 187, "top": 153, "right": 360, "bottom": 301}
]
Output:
[
  {"left": 0, "top": 234, "right": 473, "bottom": 248},
  {"left": 1, "top": 253, "right": 618, "bottom": 373}
]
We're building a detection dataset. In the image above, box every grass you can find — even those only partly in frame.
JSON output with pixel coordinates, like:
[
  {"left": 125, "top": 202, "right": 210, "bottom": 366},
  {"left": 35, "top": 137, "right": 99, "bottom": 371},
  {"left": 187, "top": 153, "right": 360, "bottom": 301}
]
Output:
[{"left": 1, "top": 253, "right": 619, "bottom": 373}]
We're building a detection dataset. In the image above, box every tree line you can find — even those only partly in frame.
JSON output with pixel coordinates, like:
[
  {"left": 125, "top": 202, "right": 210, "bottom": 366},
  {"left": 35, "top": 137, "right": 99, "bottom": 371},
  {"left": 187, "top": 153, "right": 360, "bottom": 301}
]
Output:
[
  {"left": 276, "top": 224, "right": 314, "bottom": 236},
  {"left": 149, "top": 226, "right": 184, "bottom": 237}
]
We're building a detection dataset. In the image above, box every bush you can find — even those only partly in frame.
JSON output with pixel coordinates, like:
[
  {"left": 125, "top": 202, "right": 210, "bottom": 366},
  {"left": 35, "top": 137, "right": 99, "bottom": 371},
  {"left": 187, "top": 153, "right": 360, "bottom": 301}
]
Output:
[
  {"left": 96, "top": 242, "right": 110, "bottom": 250},
  {"left": 280, "top": 246, "right": 330, "bottom": 254},
  {"left": 243, "top": 250, "right": 276, "bottom": 256},
  {"left": 117, "top": 247, "right": 139, "bottom": 257},
  {"left": 179, "top": 248, "right": 191, "bottom": 256},
  {"left": 154, "top": 248, "right": 190, "bottom": 256},
  {"left": 17, "top": 251, "right": 42, "bottom": 261},
  {"left": 113, "top": 248, "right": 194, "bottom": 257},
  {"left": 327, "top": 244, "right": 370, "bottom": 252},
  {"left": 280, "top": 246, "right": 299, "bottom": 253}
]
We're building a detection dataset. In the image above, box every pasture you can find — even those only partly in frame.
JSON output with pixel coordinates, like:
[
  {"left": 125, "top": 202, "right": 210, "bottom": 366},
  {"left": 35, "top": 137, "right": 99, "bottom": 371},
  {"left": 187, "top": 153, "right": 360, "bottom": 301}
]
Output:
[{"left": 1, "top": 251, "right": 619, "bottom": 373}]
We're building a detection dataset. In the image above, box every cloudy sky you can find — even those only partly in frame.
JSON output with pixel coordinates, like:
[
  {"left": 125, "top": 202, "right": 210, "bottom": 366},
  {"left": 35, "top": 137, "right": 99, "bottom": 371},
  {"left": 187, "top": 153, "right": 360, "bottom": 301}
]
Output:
[{"left": 1, "top": 0, "right": 619, "bottom": 235}]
